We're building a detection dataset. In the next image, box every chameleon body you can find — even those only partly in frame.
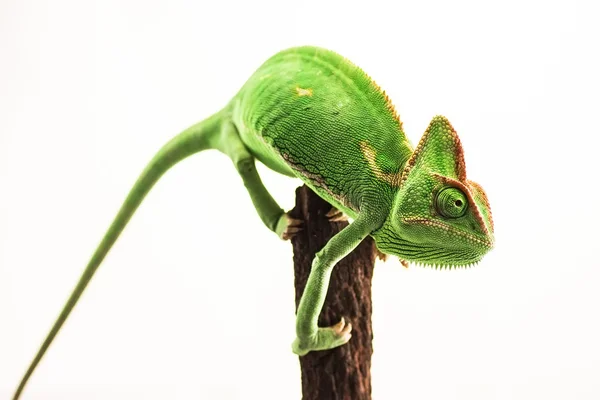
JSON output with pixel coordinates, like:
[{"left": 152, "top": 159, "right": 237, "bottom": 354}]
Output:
[{"left": 14, "top": 46, "right": 494, "bottom": 398}]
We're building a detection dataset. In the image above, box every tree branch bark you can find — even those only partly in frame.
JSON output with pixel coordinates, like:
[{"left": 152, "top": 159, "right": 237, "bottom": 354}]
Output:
[{"left": 290, "top": 185, "right": 376, "bottom": 400}]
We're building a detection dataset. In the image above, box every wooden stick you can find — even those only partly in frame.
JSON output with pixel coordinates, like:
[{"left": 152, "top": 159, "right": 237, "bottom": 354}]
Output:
[{"left": 290, "top": 185, "right": 376, "bottom": 400}]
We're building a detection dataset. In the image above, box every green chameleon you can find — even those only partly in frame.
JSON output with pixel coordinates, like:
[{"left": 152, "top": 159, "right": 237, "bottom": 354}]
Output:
[{"left": 13, "top": 46, "right": 494, "bottom": 399}]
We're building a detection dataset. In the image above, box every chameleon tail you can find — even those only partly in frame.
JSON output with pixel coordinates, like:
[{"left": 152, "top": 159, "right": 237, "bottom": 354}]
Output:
[{"left": 13, "top": 110, "right": 225, "bottom": 400}]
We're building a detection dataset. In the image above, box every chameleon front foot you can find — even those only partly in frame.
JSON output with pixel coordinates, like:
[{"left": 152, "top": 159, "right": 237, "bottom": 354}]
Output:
[
  {"left": 292, "top": 317, "right": 353, "bottom": 356},
  {"left": 325, "top": 206, "right": 348, "bottom": 222},
  {"left": 275, "top": 212, "right": 302, "bottom": 240}
]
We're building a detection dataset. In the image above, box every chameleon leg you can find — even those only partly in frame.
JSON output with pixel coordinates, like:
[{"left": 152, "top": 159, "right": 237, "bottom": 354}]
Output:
[
  {"left": 292, "top": 215, "right": 378, "bottom": 355},
  {"left": 218, "top": 120, "right": 300, "bottom": 238}
]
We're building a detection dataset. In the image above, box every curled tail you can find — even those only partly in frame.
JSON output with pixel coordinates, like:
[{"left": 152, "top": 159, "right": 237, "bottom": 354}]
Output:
[{"left": 13, "top": 109, "right": 225, "bottom": 400}]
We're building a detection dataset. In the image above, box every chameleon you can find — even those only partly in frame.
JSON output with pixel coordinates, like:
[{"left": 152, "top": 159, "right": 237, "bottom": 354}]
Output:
[{"left": 13, "top": 45, "right": 494, "bottom": 399}]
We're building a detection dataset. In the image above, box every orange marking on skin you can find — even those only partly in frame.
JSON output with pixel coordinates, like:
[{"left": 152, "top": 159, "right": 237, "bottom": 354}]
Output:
[
  {"left": 403, "top": 216, "right": 493, "bottom": 247},
  {"left": 468, "top": 180, "right": 494, "bottom": 232},
  {"left": 359, "top": 141, "right": 402, "bottom": 186},
  {"left": 295, "top": 87, "right": 313, "bottom": 97}
]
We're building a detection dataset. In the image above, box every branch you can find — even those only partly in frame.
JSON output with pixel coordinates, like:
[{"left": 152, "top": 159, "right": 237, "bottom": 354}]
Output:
[{"left": 290, "top": 185, "right": 376, "bottom": 400}]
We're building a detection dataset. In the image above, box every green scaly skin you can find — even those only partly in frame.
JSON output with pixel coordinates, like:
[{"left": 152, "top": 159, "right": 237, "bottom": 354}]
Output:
[{"left": 13, "top": 46, "right": 494, "bottom": 399}]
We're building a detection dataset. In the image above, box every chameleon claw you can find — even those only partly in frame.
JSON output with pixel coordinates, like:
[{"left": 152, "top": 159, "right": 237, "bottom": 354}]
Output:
[
  {"left": 325, "top": 207, "right": 348, "bottom": 222},
  {"left": 276, "top": 212, "right": 303, "bottom": 241},
  {"left": 376, "top": 249, "right": 388, "bottom": 261},
  {"left": 287, "top": 217, "right": 303, "bottom": 227},
  {"left": 333, "top": 316, "right": 352, "bottom": 337},
  {"left": 282, "top": 225, "right": 303, "bottom": 240}
]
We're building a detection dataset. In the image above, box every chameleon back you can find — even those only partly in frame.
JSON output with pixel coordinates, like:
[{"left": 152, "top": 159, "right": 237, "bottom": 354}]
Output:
[{"left": 231, "top": 46, "right": 414, "bottom": 214}]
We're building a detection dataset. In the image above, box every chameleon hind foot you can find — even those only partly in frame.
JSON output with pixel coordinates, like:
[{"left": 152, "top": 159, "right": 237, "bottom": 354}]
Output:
[
  {"left": 325, "top": 207, "right": 348, "bottom": 222},
  {"left": 291, "top": 317, "right": 353, "bottom": 356},
  {"left": 275, "top": 212, "right": 302, "bottom": 240}
]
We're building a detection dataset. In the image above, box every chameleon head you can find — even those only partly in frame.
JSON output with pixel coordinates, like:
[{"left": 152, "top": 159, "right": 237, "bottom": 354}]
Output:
[{"left": 373, "top": 115, "right": 494, "bottom": 267}]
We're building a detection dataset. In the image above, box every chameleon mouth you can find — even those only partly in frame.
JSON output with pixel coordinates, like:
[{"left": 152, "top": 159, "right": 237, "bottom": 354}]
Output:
[
  {"left": 402, "top": 217, "right": 494, "bottom": 250},
  {"left": 404, "top": 248, "right": 482, "bottom": 268},
  {"left": 373, "top": 222, "right": 489, "bottom": 268}
]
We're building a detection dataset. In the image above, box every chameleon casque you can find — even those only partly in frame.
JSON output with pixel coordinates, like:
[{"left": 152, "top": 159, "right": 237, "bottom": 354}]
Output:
[{"left": 14, "top": 46, "right": 494, "bottom": 398}]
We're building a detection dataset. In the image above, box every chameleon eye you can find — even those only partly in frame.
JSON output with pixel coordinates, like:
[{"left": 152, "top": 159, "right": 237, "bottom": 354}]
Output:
[{"left": 436, "top": 187, "right": 468, "bottom": 218}]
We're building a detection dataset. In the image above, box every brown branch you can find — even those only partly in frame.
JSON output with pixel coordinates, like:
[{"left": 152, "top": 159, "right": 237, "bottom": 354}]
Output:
[{"left": 290, "top": 185, "right": 376, "bottom": 400}]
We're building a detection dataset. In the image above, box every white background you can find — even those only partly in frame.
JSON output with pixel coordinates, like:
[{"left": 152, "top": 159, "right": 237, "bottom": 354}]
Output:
[{"left": 1, "top": 0, "right": 599, "bottom": 399}]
